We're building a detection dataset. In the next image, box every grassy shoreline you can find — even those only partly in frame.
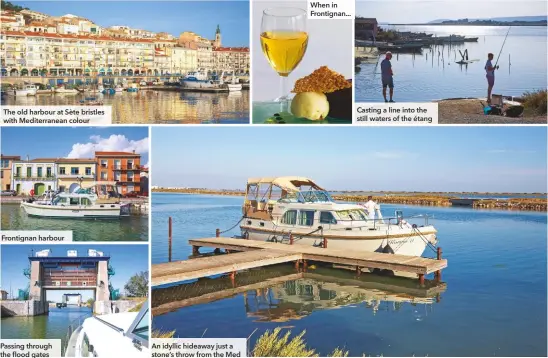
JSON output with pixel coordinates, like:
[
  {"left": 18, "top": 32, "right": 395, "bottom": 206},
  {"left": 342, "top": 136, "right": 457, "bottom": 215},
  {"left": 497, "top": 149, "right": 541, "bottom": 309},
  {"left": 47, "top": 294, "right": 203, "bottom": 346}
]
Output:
[{"left": 152, "top": 188, "right": 547, "bottom": 212}]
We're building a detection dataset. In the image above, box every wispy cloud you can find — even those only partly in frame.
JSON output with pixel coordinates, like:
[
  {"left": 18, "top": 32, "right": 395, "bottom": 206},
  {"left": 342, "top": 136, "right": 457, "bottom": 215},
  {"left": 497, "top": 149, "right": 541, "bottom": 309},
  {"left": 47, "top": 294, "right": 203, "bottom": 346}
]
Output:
[
  {"left": 66, "top": 134, "right": 149, "bottom": 159},
  {"left": 488, "top": 149, "right": 537, "bottom": 154}
]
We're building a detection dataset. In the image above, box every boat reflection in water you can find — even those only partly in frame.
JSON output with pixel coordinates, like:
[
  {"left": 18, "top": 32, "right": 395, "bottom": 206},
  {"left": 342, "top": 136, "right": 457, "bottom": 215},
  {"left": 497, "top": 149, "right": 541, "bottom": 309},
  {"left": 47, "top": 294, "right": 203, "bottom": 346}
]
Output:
[{"left": 151, "top": 265, "right": 446, "bottom": 322}]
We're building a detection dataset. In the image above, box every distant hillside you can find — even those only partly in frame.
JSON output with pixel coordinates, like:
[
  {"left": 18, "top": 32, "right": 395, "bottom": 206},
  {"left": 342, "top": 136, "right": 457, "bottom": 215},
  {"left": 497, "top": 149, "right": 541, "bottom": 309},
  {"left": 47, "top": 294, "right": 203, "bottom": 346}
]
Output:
[{"left": 429, "top": 15, "right": 547, "bottom": 23}]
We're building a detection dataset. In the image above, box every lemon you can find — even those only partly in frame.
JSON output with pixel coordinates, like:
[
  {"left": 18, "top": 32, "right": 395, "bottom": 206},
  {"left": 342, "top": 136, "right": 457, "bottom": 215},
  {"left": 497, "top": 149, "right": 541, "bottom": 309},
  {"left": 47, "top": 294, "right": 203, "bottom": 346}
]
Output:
[{"left": 291, "top": 92, "right": 330, "bottom": 120}]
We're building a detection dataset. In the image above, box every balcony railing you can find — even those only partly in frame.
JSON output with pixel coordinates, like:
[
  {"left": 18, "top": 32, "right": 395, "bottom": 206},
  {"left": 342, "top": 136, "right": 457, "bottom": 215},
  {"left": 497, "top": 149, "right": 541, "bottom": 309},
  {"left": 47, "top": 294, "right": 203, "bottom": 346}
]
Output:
[
  {"left": 57, "top": 173, "right": 95, "bottom": 178},
  {"left": 14, "top": 175, "right": 56, "bottom": 180}
]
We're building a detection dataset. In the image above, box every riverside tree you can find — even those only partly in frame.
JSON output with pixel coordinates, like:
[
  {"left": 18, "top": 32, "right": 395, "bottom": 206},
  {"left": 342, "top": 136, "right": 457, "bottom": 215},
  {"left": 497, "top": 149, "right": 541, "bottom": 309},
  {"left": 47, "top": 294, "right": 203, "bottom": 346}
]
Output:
[{"left": 124, "top": 271, "right": 149, "bottom": 297}]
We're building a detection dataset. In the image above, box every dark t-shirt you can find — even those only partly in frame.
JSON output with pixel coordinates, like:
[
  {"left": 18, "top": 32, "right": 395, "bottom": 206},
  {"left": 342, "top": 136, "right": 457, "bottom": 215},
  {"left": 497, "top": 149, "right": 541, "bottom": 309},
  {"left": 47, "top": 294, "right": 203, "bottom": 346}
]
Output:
[{"left": 381, "top": 59, "right": 392, "bottom": 79}]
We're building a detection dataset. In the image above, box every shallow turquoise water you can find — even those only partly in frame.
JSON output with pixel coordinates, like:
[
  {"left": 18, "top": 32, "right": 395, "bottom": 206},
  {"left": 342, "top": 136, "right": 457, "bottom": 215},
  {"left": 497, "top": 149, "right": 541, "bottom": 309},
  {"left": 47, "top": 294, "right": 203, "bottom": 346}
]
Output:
[{"left": 151, "top": 193, "right": 547, "bottom": 356}]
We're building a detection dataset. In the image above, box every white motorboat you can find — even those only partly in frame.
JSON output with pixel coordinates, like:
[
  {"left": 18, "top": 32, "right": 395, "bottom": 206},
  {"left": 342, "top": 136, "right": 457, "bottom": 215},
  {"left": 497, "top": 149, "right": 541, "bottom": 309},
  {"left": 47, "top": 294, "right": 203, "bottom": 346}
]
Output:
[
  {"left": 227, "top": 73, "right": 242, "bottom": 91},
  {"left": 65, "top": 300, "right": 149, "bottom": 357},
  {"left": 7, "top": 84, "right": 38, "bottom": 96},
  {"left": 239, "top": 177, "right": 438, "bottom": 257},
  {"left": 87, "top": 84, "right": 105, "bottom": 94},
  {"left": 21, "top": 182, "right": 130, "bottom": 219},
  {"left": 55, "top": 86, "right": 78, "bottom": 94},
  {"left": 180, "top": 70, "right": 222, "bottom": 89},
  {"left": 115, "top": 85, "right": 124, "bottom": 92}
]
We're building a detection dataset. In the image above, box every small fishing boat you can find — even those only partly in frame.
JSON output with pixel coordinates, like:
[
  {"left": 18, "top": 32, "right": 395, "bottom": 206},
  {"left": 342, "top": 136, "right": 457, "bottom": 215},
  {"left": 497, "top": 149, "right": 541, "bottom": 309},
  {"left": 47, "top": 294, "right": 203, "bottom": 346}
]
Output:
[
  {"left": 463, "top": 37, "right": 479, "bottom": 42},
  {"left": 102, "top": 86, "right": 116, "bottom": 95},
  {"left": 55, "top": 86, "right": 78, "bottom": 94},
  {"left": 115, "top": 85, "right": 124, "bottom": 92},
  {"left": 21, "top": 182, "right": 129, "bottom": 218},
  {"left": 64, "top": 300, "right": 149, "bottom": 357},
  {"left": 127, "top": 84, "right": 139, "bottom": 93},
  {"left": 239, "top": 177, "right": 438, "bottom": 257},
  {"left": 87, "top": 84, "right": 105, "bottom": 94},
  {"left": 227, "top": 73, "right": 242, "bottom": 91},
  {"left": 180, "top": 70, "right": 223, "bottom": 89},
  {"left": 7, "top": 84, "right": 38, "bottom": 96}
]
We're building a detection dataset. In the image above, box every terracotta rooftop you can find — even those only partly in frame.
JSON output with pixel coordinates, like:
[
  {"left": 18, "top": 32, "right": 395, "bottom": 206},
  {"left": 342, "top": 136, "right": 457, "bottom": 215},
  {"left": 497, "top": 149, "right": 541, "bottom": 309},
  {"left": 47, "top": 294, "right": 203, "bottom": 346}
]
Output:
[
  {"left": 0, "top": 155, "right": 21, "bottom": 160},
  {"left": 213, "top": 47, "right": 250, "bottom": 52},
  {"left": 55, "top": 158, "right": 97, "bottom": 163},
  {"left": 95, "top": 151, "right": 140, "bottom": 157},
  {"left": 1, "top": 30, "right": 157, "bottom": 43}
]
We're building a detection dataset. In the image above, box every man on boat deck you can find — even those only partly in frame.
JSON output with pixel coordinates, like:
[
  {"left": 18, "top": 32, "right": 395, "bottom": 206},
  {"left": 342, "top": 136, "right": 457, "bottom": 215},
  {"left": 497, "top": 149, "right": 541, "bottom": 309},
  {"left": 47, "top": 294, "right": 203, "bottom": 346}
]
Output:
[
  {"left": 485, "top": 53, "right": 499, "bottom": 103},
  {"left": 364, "top": 196, "right": 380, "bottom": 221},
  {"left": 381, "top": 52, "right": 395, "bottom": 103}
]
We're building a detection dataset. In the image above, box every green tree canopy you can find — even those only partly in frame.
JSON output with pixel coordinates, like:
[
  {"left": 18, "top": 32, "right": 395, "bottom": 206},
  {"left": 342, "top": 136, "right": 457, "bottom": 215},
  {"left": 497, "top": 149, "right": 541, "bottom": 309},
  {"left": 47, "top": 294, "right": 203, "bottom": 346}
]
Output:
[
  {"left": 124, "top": 271, "right": 149, "bottom": 297},
  {"left": 1, "top": 1, "right": 29, "bottom": 12}
]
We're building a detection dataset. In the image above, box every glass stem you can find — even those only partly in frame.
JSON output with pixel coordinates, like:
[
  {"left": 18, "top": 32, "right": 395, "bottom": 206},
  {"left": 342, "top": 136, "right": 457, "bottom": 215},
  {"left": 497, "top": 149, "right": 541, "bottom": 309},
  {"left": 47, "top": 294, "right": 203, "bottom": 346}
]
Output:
[{"left": 279, "top": 75, "right": 289, "bottom": 113}]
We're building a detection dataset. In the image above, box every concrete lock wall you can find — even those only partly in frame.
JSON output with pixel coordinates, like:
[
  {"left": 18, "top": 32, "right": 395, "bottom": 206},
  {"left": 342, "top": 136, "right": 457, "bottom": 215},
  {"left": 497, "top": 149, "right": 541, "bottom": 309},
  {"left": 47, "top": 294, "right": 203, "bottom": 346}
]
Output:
[
  {"left": 96, "top": 261, "right": 110, "bottom": 302},
  {"left": 94, "top": 300, "right": 141, "bottom": 315},
  {"left": 1, "top": 300, "right": 49, "bottom": 317}
]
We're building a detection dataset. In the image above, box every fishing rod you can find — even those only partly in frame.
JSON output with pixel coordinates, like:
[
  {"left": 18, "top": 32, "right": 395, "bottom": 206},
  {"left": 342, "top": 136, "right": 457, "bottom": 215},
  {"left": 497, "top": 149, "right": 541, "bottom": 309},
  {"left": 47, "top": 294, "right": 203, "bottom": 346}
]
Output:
[{"left": 494, "top": 26, "right": 511, "bottom": 68}]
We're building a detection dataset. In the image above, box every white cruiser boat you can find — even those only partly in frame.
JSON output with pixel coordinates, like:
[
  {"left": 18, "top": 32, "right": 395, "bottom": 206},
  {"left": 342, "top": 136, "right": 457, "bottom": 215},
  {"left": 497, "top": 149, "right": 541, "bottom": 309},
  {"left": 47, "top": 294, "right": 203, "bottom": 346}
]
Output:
[
  {"left": 21, "top": 182, "right": 130, "bottom": 219},
  {"left": 180, "top": 70, "right": 222, "bottom": 89},
  {"left": 8, "top": 84, "right": 38, "bottom": 96},
  {"left": 227, "top": 73, "right": 242, "bottom": 91},
  {"left": 65, "top": 300, "right": 149, "bottom": 357},
  {"left": 240, "top": 177, "right": 438, "bottom": 257},
  {"left": 55, "top": 86, "right": 78, "bottom": 94}
]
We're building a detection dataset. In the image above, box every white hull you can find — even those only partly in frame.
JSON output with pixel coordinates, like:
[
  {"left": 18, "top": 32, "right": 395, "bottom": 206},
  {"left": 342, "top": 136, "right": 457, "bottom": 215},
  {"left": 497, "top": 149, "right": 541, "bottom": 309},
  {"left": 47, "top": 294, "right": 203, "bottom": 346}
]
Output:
[
  {"left": 227, "top": 83, "right": 242, "bottom": 91},
  {"left": 55, "top": 88, "right": 78, "bottom": 94},
  {"left": 241, "top": 220, "right": 437, "bottom": 257},
  {"left": 183, "top": 80, "right": 220, "bottom": 89},
  {"left": 21, "top": 202, "right": 122, "bottom": 218},
  {"left": 8, "top": 89, "right": 37, "bottom": 96}
]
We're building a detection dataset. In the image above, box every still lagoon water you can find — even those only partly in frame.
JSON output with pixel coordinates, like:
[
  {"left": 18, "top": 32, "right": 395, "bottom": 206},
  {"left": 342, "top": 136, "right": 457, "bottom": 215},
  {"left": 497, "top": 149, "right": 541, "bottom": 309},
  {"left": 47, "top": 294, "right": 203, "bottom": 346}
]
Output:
[
  {"left": 355, "top": 26, "right": 547, "bottom": 102},
  {"left": 1, "top": 306, "right": 92, "bottom": 354},
  {"left": 151, "top": 193, "right": 547, "bottom": 356},
  {"left": 1, "top": 90, "right": 249, "bottom": 124},
  {"left": 1, "top": 204, "right": 148, "bottom": 241}
]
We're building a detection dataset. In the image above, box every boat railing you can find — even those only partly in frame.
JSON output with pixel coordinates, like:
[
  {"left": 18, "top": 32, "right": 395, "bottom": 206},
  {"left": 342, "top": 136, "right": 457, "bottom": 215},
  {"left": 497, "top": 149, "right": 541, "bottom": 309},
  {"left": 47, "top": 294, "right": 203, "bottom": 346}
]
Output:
[{"left": 64, "top": 312, "right": 93, "bottom": 356}]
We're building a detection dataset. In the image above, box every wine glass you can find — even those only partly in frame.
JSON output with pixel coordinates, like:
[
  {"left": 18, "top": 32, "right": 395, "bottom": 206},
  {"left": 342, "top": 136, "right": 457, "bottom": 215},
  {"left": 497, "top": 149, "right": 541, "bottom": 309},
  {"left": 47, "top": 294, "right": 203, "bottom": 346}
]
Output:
[{"left": 260, "top": 7, "right": 308, "bottom": 113}]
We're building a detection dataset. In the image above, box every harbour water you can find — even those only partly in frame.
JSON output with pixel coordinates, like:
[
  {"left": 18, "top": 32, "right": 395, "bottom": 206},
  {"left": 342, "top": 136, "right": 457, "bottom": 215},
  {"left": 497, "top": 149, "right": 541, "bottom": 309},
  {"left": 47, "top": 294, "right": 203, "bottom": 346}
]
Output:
[
  {"left": 1, "top": 90, "right": 250, "bottom": 124},
  {"left": 1, "top": 204, "right": 149, "bottom": 241},
  {"left": 151, "top": 193, "right": 547, "bottom": 356},
  {"left": 1, "top": 306, "right": 92, "bottom": 353},
  {"left": 355, "top": 26, "right": 547, "bottom": 102}
]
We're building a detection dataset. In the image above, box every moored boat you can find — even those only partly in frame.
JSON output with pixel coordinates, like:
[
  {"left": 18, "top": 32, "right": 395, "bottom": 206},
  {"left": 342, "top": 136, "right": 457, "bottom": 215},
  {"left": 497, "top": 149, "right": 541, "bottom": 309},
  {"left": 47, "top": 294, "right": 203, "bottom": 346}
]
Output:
[
  {"left": 21, "top": 182, "right": 130, "bottom": 219},
  {"left": 7, "top": 84, "right": 38, "bottom": 96},
  {"left": 180, "top": 70, "right": 223, "bottom": 89},
  {"left": 239, "top": 177, "right": 438, "bottom": 257},
  {"left": 55, "top": 86, "right": 79, "bottom": 94}
]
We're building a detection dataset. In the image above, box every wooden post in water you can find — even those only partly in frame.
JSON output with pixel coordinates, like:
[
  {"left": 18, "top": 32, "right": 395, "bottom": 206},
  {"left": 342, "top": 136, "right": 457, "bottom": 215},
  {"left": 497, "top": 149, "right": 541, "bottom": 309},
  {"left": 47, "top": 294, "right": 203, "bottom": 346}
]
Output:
[
  {"left": 289, "top": 233, "right": 294, "bottom": 245},
  {"left": 168, "top": 216, "right": 172, "bottom": 262},
  {"left": 418, "top": 274, "right": 425, "bottom": 286},
  {"left": 323, "top": 236, "right": 327, "bottom": 249},
  {"left": 435, "top": 247, "right": 443, "bottom": 282},
  {"left": 216, "top": 228, "right": 220, "bottom": 238}
]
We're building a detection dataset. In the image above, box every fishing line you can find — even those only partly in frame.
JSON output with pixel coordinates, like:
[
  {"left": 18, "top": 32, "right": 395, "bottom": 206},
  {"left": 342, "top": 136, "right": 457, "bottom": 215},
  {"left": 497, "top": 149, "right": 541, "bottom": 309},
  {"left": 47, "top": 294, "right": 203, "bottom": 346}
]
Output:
[{"left": 494, "top": 27, "right": 511, "bottom": 67}]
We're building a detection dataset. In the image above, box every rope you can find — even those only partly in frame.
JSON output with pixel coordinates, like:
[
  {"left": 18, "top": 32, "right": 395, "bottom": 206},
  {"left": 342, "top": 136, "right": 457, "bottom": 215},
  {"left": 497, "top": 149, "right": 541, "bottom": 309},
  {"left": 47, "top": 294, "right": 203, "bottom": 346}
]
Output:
[
  {"left": 412, "top": 227, "right": 437, "bottom": 254},
  {"left": 218, "top": 216, "right": 245, "bottom": 235}
]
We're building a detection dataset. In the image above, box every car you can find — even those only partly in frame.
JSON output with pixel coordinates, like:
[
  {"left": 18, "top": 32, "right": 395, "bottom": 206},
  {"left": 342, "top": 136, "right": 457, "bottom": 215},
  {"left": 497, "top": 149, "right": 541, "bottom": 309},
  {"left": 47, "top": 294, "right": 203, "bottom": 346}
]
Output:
[
  {"left": 139, "top": 80, "right": 147, "bottom": 86},
  {"left": 146, "top": 81, "right": 153, "bottom": 86},
  {"left": 1, "top": 190, "right": 17, "bottom": 196},
  {"left": 123, "top": 191, "right": 141, "bottom": 198}
]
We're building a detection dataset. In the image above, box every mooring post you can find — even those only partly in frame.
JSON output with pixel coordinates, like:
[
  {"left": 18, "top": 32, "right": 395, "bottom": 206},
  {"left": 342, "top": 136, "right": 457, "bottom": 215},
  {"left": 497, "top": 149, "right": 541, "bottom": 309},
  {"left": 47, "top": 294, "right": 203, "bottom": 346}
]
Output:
[
  {"left": 435, "top": 247, "right": 443, "bottom": 282},
  {"left": 323, "top": 236, "right": 327, "bottom": 249},
  {"left": 192, "top": 245, "right": 200, "bottom": 256},
  {"left": 303, "top": 260, "right": 308, "bottom": 272},
  {"left": 230, "top": 271, "right": 236, "bottom": 287},
  {"left": 289, "top": 233, "right": 293, "bottom": 245},
  {"left": 418, "top": 274, "right": 425, "bottom": 286},
  {"left": 295, "top": 259, "right": 300, "bottom": 270},
  {"left": 356, "top": 266, "right": 361, "bottom": 276},
  {"left": 168, "top": 216, "right": 172, "bottom": 262},
  {"left": 216, "top": 228, "right": 220, "bottom": 238}
]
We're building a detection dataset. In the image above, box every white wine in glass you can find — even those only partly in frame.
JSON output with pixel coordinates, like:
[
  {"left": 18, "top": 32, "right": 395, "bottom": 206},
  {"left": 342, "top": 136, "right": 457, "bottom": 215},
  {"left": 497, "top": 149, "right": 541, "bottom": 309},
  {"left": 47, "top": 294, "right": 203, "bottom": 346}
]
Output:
[{"left": 260, "top": 7, "right": 308, "bottom": 112}]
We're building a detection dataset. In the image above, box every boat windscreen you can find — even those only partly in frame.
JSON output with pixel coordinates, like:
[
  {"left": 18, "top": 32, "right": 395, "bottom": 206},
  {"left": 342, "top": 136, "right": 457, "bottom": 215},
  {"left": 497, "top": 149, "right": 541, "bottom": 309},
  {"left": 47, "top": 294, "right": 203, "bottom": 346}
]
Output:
[{"left": 336, "top": 209, "right": 368, "bottom": 221}]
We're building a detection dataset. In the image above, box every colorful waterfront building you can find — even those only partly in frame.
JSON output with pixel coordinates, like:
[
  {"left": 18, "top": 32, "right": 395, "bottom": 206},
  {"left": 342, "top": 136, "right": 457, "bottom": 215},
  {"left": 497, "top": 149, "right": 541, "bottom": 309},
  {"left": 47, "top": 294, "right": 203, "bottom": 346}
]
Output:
[
  {"left": 95, "top": 151, "right": 141, "bottom": 194},
  {"left": 55, "top": 158, "right": 97, "bottom": 193},
  {"left": 12, "top": 158, "right": 58, "bottom": 195},
  {"left": 1, "top": 155, "right": 21, "bottom": 191},
  {"left": 213, "top": 47, "right": 250, "bottom": 74}
]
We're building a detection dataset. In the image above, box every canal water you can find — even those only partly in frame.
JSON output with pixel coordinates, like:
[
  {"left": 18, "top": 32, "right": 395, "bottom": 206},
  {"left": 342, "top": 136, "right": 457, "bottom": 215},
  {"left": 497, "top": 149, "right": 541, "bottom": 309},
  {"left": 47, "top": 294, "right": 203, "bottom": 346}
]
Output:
[
  {"left": 355, "top": 26, "right": 547, "bottom": 102},
  {"left": 1, "top": 306, "right": 92, "bottom": 353},
  {"left": 151, "top": 193, "right": 547, "bottom": 356},
  {"left": 1, "top": 204, "right": 148, "bottom": 241},
  {"left": 1, "top": 90, "right": 250, "bottom": 124}
]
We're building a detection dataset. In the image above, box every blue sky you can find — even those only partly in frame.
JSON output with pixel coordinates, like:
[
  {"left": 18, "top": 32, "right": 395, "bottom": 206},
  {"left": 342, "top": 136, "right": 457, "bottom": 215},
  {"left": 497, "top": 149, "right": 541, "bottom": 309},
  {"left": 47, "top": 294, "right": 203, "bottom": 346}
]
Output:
[
  {"left": 0, "top": 244, "right": 148, "bottom": 301},
  {"left": 13, "top": 1, "right": 250, "bottom": 47},
  {"left": 151, "top": 127, "right": 547, "bottom": 193},
  {"left": 356, "top": 0, "right": 547, "bottom": 23},
  {"left": 1, "top": 127, "right": 149, "bottom": 165}
]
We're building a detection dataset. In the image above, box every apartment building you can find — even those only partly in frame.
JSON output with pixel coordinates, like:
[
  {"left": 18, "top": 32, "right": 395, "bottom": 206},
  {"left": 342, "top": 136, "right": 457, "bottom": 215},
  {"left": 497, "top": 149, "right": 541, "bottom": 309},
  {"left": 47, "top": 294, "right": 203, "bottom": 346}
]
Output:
[
  {"left": 12, "top": 159, "right": 57, "bottom": 195},
  {"left": 1, "top": 155, "right": 21, "bottom": 191},
  {"left": 56, "top": 158, "right": 97, "bottom": 192},
  {"left": 213, "top": 47, "right": 250, "bottom": 74},
  {"left": 95, "top": 151, "right": 141, "bottom": 195}
]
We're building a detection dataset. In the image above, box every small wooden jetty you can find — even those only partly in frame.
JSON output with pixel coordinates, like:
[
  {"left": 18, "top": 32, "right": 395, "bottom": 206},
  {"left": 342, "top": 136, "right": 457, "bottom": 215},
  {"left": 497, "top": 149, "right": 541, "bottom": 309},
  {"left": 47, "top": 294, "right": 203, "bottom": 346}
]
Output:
[{"left": 152, "top": 236, "right": 447, "bottom": 287}]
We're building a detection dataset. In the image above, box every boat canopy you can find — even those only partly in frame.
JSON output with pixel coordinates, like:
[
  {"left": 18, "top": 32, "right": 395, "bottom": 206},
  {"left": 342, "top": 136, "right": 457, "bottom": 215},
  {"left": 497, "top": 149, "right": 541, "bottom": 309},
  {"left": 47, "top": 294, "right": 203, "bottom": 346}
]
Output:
[{"left": 247, "top": 176, "right": 325, "bottom": 192}]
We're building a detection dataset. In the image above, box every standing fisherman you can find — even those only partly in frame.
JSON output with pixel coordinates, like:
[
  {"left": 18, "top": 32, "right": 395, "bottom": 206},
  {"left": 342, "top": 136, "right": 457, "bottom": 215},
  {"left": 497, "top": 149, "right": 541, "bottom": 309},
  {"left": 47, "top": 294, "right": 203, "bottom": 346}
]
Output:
[
  {"left": 485, "top": 53, "right": 499, "bottom": 104},
  {"left": 381, "top": 52, "right": 395, "bottom": 103}
]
